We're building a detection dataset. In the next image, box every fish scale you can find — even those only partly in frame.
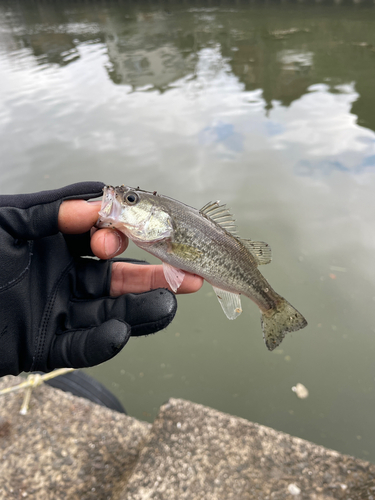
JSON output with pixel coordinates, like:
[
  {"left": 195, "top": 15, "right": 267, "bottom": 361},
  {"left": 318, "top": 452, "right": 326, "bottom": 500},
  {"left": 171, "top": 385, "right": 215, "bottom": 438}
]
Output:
[{"left": 96, "top": 186, "right": 307, "bottom": 351}]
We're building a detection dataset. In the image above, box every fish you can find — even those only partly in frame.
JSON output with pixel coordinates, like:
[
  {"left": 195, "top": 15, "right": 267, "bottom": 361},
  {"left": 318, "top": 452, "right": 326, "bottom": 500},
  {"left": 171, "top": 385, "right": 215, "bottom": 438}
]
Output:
[{"left": 96, "top": 186, "right": 307, "bottom": 351}]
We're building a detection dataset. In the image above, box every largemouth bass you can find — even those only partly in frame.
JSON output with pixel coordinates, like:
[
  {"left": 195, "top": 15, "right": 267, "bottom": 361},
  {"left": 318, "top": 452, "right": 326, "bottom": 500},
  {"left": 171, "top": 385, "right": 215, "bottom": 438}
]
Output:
[{"left": 96, "top": 186, "right": 307, "bottom": 351}]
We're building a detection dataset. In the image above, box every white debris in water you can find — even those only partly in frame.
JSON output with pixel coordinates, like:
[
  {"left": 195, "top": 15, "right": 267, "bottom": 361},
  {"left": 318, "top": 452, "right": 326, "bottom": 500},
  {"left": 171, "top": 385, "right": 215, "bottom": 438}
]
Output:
[
  {"left": 288, "top": 483, "right": 301, "bottom": 495},
  {"left": 292, "top": 383, "right": 309, "bottom": 399}
]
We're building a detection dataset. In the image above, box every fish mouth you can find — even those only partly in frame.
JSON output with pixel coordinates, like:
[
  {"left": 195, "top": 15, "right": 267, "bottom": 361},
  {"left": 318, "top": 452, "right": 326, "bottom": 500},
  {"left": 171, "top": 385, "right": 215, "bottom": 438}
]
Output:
[{"left": 96, "top": 185, "right": 123, "bottom": 229}]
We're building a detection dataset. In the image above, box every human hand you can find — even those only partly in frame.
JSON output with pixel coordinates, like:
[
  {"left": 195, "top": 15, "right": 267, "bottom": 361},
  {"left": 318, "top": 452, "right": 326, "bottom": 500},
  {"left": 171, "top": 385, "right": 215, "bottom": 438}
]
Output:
[{"left": 0, "top": 182, "right": 201, "bottom": 377}]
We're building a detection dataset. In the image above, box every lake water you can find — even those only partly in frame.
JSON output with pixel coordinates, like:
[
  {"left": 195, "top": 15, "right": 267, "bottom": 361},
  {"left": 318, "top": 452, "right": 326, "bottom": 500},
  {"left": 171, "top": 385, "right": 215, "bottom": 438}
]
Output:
[{"left": 1, "top": 0, "right": 375, "bottom": 463}]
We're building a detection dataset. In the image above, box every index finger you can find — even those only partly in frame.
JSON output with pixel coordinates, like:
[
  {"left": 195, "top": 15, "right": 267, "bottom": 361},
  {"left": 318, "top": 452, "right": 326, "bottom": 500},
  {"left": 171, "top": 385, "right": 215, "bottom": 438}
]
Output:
[{"left": 110, "top": 262, "right": 204, "bottom": 296}]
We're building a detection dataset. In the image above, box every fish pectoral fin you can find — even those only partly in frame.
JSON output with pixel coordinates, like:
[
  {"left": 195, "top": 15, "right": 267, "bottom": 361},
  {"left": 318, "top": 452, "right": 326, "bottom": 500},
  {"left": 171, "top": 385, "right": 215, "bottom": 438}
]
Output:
[
  {"left": 212, "top": 286, "right": 242, "bottom": 320},
  {"left": 240, "top": 240, "right": 272, "bottom": 265},
  {"left": 162, "top": 262, "right": 185, "bottom": 293}
]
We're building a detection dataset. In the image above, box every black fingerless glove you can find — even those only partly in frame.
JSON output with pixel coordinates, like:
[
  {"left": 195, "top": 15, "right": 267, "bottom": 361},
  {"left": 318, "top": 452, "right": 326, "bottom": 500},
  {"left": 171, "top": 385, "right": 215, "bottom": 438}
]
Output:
[{"left": 0, "top": 182, "right": 177, "bottom": 377}]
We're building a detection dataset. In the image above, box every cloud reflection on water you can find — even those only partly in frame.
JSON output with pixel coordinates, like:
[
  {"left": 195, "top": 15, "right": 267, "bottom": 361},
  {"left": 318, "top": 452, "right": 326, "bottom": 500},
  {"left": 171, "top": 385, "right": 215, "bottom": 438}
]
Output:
[{"left": 268, "top": 83, "right": 375, "bottom": 177}]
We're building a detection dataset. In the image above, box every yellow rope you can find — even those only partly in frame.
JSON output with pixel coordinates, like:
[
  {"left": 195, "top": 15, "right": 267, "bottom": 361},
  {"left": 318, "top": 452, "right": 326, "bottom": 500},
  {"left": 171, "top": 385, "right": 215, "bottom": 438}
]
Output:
[{"left": 0, "top": 368, "right": 76, "bottom": 414}]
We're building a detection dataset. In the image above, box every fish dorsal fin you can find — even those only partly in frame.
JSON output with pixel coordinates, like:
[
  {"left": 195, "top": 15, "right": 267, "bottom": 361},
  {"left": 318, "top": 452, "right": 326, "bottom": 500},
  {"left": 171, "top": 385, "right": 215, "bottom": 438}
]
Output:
[
  {"left": 212, "top": 286, "right": 242, "bottom": 320},
  {"left": 200, "top": 201, "right": 238, "bottom": 236},
  {"left": 241, "top": 239, "right": 272, "bottom": 265}
]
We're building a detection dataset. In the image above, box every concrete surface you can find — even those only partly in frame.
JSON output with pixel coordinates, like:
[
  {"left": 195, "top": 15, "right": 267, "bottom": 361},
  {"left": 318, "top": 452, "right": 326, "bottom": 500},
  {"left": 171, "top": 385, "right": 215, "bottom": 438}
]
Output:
[
  {"left": 120, "top": 398, "right": 375, "bottom": 500},
  {"left": 0, "top": 375, "right": 150, "bottom": 500},
  {"left": 1, "top": 375, "right": 375, "bottom": 500}
]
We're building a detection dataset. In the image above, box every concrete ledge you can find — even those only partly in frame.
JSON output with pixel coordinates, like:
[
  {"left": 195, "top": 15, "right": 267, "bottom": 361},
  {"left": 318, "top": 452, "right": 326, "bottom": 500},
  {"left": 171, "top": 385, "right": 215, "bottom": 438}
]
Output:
[
  {"left": 1, "top": 376, "right": 375, "bottom": 499},
  {"left": 120, "top": 398, "right": 375, "bottom": 500},
  {"left": 0, "top": 375, "right": 150, "bottom": 499}
]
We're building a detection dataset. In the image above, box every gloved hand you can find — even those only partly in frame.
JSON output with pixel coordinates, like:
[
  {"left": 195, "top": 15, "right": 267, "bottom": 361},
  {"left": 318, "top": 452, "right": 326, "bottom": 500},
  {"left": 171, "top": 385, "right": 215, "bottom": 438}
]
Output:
[{"left": 0, "top": 182, "right": 177, "bottom": 377}]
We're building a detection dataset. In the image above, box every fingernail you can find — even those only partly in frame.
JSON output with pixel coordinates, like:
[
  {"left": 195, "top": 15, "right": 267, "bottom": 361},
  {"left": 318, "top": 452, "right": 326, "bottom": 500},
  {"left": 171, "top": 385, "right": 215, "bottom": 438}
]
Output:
[{"left": 104, "top": 232, "right": 122, "bottom": 257}]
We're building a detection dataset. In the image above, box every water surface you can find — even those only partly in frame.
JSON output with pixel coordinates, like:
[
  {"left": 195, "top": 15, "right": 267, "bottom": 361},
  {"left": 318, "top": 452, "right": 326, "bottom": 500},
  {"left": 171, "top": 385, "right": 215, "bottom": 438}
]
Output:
[{"left": 1, "top": 0, "right": 375, "bottom": 463}]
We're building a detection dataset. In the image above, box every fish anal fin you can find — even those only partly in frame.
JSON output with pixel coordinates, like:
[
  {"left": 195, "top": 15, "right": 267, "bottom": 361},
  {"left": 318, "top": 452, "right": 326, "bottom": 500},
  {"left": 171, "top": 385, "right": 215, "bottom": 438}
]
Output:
[
  {"left": 212, "top": 286, "right": 242, "bottom": 320},
  {"left": 163, "top": 262, "right": 185, "bottom": 292},
  {"left": 241, "top": 240, "right": 272, "bottom": 265},
  {"left": 199, "top": 201, "right": 238, "bottom": 236}
]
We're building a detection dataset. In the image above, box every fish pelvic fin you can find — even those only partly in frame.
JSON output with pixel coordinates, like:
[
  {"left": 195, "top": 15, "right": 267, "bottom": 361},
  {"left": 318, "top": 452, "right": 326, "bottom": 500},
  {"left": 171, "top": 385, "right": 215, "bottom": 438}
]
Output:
[{"left": 261, "top": 299, "right": 307, "bottom": 351}]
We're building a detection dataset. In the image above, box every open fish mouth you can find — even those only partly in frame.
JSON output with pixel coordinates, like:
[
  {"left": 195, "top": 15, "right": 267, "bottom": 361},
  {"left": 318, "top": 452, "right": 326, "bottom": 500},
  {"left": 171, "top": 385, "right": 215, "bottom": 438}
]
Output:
[{"left": 96, "top": 186, "right": 123, "bottom": 228}]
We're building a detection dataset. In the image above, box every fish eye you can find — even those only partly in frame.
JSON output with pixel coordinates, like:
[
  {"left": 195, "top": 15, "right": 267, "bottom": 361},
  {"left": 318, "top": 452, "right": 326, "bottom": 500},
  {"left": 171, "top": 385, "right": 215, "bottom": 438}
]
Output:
[{"left": 125, "top": 192, "right": 139, "bottom": 205}]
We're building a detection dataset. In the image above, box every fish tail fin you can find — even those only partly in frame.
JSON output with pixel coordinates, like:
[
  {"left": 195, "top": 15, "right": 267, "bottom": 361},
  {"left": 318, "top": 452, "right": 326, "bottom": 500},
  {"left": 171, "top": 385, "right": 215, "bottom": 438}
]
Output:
[{"left": 261, "top": 298, "right": 307, "bottom": 351}]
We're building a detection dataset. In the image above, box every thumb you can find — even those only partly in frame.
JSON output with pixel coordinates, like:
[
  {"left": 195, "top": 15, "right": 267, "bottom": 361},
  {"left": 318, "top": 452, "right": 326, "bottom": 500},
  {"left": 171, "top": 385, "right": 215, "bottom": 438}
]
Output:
[
  {"left": 0, "top": 182, "right": 104, "bottom": 240},
  {"left": 49, "top": 319, "right": 130, "bottom": 369}
]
